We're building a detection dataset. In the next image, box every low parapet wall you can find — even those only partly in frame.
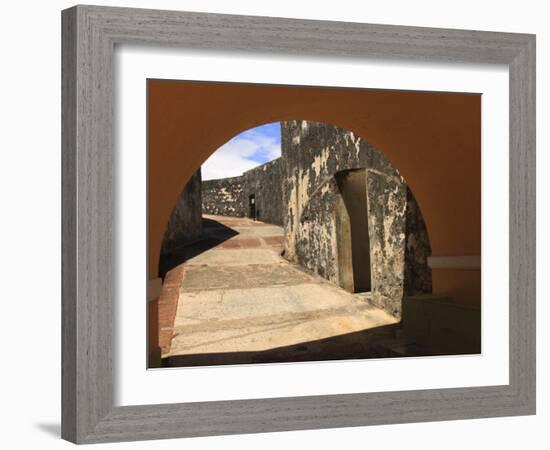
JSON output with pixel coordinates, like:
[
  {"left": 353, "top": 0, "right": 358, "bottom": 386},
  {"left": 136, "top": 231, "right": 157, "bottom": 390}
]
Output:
[
  {"left": 202, "top": 158, "right": 284, "bottom": 226},
  {"left": 202, "top": 175, "right": 247, "bottom": 218}
]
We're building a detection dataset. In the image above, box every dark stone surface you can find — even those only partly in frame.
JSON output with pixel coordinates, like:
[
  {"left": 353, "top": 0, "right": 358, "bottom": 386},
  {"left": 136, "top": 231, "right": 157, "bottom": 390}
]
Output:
[
  {"left": 243, "top": 159, "right": 283, "bottom": 226},
  {"left": 202, "top": 159, "right": 284, "bottom": 226},
  {"left": 365, "top": 170, "right": 406, "bottom": 316},
  {"left": 160, "top": 169, "right": 203, "bottom": 257},
  {"left": 202, "top": 175, "right": 246, "bottom": 217},
  {"left": 404, "top": 188, "right": 432, "bottom": 296},
  {"left": 293, "top": 176, "right": 340, "bottom": 284}
]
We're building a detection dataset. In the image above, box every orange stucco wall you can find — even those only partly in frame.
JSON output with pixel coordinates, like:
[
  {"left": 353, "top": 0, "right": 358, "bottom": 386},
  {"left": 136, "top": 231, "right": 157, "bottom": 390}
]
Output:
[{"left": 148, "top": 80, "right": 481, "bottom": 306}]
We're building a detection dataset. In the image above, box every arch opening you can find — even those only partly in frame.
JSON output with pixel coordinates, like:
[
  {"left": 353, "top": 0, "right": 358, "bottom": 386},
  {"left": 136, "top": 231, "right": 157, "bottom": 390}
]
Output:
[
  {"left": 152, "top": 120, "right": 458, "bottom": 368},
  {"left": 158, "top": 121, "right": 433, "bottom": 312},
  {"left": 147, "top": 80, "right": 482, "bottom": 369}
]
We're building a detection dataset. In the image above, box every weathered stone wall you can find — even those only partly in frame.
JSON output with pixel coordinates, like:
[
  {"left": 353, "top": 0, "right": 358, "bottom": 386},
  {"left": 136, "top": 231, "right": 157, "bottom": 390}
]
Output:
[
  {"left": 160, "top": 169, "right": 203, "bottom": 256},
  {"left": 404, "top": 188, "right": 432, "bottom": 295},
  {"left": 201, "top": 159, "right": 284, "bottom": 226},
  {"left": 243, "top": 159, "right": 284, "bottom": 226},
  {"left": 364, "top": 168, "right": 407, "bottom": 316},
  {"left": 291, "top": 176, "right": 341, "bottom": 283},
  {"left": 198, "top": 120, "right": 431, "bottom": 317},
  {"left": 281, "top": 120, "right": 431, "bottom": 317},
  {"left": 202, "top": 175, "right": 246, "bottom": 217}
]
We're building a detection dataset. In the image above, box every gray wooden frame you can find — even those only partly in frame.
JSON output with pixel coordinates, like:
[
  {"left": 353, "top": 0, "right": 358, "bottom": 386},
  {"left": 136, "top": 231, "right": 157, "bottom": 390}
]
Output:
[{"left": 61, "top": 4, "right": 536, "bottom": 444}]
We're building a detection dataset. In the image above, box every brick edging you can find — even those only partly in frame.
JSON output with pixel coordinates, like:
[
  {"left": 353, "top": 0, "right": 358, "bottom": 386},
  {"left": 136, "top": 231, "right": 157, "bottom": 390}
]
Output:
[{"left": 157, "top": 266, "right": 186, "bottom": 355}]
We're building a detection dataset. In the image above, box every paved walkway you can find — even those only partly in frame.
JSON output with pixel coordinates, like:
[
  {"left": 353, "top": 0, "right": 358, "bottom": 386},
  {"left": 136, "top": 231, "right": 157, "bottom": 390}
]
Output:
[{"left": 161, "top": 215, "right": 399, "bottom": 366}]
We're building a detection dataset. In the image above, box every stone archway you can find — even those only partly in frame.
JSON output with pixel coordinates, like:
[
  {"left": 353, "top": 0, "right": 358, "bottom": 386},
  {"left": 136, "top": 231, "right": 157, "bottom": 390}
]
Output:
[
  {"left": 148, "top": 80, "right": 481, "bottom": 313},
  {"left": 146, "top": 79, "right": 482, "bottom": 374},
  {"left": 159, "top": 120, "right": 433, "bottom": 319},
  {"left": 151, "top": 114, "right": 481, "bottom": 367}
]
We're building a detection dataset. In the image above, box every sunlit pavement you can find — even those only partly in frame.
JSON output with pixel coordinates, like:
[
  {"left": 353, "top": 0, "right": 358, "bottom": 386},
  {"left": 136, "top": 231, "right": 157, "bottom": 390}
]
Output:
[{"left": 161, "top": 215, "right": 399, "bottom": 366}]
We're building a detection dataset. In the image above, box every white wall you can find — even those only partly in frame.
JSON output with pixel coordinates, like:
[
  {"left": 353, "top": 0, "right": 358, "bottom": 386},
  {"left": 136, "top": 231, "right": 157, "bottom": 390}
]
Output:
[{"left": 0, "top": 0, "right": 546, "bottom": 448}]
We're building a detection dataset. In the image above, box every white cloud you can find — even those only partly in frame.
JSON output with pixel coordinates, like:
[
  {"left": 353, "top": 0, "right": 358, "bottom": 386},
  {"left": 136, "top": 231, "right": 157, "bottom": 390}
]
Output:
[
  {"left": 201, "top": 143, "right": 259, "bottom": 180},
  {"left": 201, "top": 129, "right": 281, "bottom": 180}
]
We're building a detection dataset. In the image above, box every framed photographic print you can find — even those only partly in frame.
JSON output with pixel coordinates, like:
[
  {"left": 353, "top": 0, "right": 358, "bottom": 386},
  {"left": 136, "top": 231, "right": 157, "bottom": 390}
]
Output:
[{"left": 61, "top": 4, "right": 536, "bottom": 444}]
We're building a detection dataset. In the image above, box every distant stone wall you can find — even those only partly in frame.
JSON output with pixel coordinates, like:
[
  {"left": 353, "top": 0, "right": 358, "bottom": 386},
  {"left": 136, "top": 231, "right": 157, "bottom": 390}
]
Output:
[
  {"left": 243, "top": 159, "right": 283, "bottom": 226},
  {"left": 281, "top": 120, "right": 431, "bottom": 317},
  {"left": 202, "top": 175, "right": 246, "bottom": 217},
  {"left": 202, "top": 159, "right": 284, "bottom": 226},
  {"left": 160, "top": 169, "right": 203, "bottom": 256}
]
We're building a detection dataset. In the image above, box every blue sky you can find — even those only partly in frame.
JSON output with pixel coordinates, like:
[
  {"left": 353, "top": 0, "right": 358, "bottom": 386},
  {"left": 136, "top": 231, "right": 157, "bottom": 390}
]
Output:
[{"left": 201, "top": 122, "right": 281, "bottom": 180}]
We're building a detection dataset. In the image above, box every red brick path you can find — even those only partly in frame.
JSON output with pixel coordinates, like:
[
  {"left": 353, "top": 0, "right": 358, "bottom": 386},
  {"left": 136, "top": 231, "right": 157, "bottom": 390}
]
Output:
[{"left": 157, "top": 265, "right": 185, "bottom": 354}]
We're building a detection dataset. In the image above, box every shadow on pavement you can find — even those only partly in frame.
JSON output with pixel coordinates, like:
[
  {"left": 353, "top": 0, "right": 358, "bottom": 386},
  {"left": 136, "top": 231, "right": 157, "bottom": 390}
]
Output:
[
  {"left": 161, "top": 323, "right": 475, "bottom": 368},
  {"left": 159, "top": 217, "right": 239, "bottom": 278}
]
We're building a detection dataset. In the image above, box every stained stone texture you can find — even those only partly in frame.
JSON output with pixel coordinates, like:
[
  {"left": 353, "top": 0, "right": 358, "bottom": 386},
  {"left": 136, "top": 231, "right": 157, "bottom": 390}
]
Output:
[
  {"left": 160, "top": 169, "right": 203, "bottom": 256},
  {"left": 201, "top": 175, "right": 246, "bottom": 217},
  {"left": 202, "top": 158, "right": 284, "bottom": 226},
  {"left": 404, "top": 187, "right": 433, "bottom": 295},
  {"left": 292, "top": 176, "right": 340, "bottom": 284},
  {"left": 280, "top": 121, "right": 431, "bottom": 318},
  {"left": 243, "top": 158, "right": 284, "bottom": 226},
  {"left": 365, "top": 170, "right": 407, "bottom": 316},
  {"left": 180, "top": 264, "right": 313, "bottom": 292}
]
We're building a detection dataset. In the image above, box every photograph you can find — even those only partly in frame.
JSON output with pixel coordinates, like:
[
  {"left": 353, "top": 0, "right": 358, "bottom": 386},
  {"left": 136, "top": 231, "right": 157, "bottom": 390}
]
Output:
[{"left": 147, "top": 80, "right": 482, "bottom": 368}]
